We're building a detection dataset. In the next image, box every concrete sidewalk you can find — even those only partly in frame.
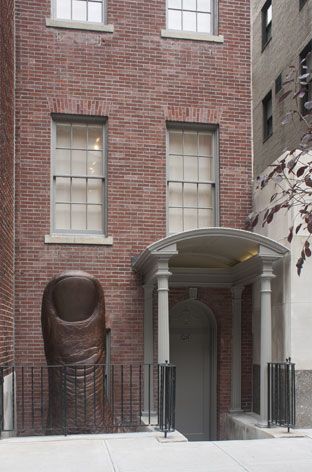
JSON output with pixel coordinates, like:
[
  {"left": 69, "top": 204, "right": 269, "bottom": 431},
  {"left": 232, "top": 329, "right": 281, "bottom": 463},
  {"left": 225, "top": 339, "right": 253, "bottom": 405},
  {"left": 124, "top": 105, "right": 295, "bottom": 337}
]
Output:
[{"left": 2, "top": 431, "right": 312, "bottom": 472}]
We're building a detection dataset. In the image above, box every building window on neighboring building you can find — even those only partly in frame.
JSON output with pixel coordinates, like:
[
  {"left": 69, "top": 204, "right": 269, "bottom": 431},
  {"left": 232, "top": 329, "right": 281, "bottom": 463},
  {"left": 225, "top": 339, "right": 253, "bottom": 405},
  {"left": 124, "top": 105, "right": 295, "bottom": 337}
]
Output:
[
  {"left": 53, "top": 0, "right": 105, "bottom": 23},
  {"left": 167, "top": 0, "right": 215, "bottom": 34},
  {"left": 275, "top": 73, "right": 282, "bottom": 94},
  {"left": 262, "top": 0, "right": 272, "bottom": 50},
  {"left": 263, "top": 91, "right": 273, "bottom": 141},
  {"left": 167, "top": 126, "right": 217, "bottom": 234},
  {"left": 52, "top": 119, "right": 106, "bottom": 234},
  {"left": 299, "top": 0, "right": 308, "bottom": 10},
  {"left": 300, "top": 41, "right": 312, "bottom": 115}
]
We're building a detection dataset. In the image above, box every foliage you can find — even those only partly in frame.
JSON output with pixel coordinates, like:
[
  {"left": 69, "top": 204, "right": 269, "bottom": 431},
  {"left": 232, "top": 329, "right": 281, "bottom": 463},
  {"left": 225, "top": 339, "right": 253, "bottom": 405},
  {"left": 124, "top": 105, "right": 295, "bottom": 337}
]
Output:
[{"left": 247, "top": 54, "right": 312, "bottom": 275}]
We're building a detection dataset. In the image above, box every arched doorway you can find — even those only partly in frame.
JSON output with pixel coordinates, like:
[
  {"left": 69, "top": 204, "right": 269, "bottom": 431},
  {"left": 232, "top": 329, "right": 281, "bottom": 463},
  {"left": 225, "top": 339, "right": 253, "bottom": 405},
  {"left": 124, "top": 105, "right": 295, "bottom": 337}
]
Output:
[{"left": 170, "top": 299, "right": 217, "bottom": 441}]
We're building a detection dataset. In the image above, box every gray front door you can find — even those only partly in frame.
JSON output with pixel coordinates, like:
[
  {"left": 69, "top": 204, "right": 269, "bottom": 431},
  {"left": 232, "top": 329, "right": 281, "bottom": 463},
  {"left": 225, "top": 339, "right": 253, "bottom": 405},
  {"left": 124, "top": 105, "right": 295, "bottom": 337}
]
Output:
[{"left": 170, "top": 300, "right": 216, "bottom": 441}]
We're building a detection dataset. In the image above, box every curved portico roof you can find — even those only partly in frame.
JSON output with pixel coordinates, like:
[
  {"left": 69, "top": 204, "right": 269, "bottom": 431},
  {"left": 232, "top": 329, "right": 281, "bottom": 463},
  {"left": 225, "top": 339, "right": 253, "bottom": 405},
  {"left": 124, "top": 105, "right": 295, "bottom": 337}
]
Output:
[{"left": 133, "top": 227, "right": 289, "bottom": 274}]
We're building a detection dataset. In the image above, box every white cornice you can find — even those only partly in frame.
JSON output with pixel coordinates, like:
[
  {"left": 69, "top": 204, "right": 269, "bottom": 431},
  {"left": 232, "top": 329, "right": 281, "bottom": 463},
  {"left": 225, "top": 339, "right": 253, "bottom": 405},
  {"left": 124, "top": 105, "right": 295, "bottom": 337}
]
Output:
[{"left": 132, "top": 228, "right": 289, "bottom": 279}]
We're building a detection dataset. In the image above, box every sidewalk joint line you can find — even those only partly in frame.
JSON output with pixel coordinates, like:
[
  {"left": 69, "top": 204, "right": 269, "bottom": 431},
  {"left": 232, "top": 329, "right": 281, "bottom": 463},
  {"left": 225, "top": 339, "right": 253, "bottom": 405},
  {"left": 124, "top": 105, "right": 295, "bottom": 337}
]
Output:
[
  {"left": 102, "top": 440, "right": 119, "bottom": 472},
  {"left": 213, "top": 442, "right": 251, "bottom": 472}
]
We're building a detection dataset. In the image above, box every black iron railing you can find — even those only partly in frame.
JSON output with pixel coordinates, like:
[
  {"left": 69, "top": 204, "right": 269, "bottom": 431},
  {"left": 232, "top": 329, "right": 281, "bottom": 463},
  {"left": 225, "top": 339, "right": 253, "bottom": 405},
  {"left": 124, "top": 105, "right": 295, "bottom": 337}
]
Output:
[
  {"left": 0, "top": 363, "right": 176, "bottom": 438},
  {"left": 158, "top": 363, "right": 176, "bottom": 438},
  {"left": 268, "top": 359, "right": 296, "bottom": 432}
]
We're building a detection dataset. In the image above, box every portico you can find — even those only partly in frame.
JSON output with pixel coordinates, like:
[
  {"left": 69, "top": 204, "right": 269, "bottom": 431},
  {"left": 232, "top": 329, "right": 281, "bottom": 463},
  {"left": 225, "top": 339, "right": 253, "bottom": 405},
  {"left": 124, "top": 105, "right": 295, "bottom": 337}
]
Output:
[{"left": 133, "top": 228, "right": 289, "bottom": 439}]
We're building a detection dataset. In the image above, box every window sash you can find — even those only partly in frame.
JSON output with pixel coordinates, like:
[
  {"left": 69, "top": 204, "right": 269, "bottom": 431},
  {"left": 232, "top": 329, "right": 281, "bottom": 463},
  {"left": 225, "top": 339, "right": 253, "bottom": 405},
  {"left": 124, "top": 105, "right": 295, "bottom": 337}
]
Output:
[
  {"left": 262, "top": 0, "right": 272, "bottom": 49},
  {"left": 167, "top": 0, "right": 215, "bottom": 34},
  {"left": 167, "top": 128, "right": 217, "bottom": 234},
  {"left": 52, "top": 122, "right": 106, "bottom": 234},
  {"left": 53, "top": 0, "right": 105, "bottom": 23},
  {"left": 263, "top": 92, "right": 273, "bottom": 140}
]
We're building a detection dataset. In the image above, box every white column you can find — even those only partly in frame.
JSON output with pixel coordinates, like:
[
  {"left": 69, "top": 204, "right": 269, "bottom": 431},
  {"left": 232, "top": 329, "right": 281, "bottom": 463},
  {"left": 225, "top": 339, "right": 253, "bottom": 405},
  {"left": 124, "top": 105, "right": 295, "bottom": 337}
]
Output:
[
  {"left": 259, "top": 259, "right": 275, "bottom": 426},
  {"left": 230, "top": 285, "right": 244, "bottom": 413},
  {"left": 143, "top": 283, "right": 154, "bottom": 412},
  {"left": 156, "top": 260, "right": 171, "bottom": 364}
]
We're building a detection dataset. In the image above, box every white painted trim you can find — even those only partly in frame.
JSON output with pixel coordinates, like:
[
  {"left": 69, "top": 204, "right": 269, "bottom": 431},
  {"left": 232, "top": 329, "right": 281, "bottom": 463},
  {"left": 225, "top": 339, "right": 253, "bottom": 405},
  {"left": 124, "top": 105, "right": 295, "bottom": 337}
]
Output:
[
  {"left": 45, "top": 18, "right": 114, "bottom": 33},
  {"left": 44, "top": 234, "right": 113, "bottom": 245},
  {"left": 161, "top": 29, "right": 224, "bottom": 43},
  {"left": 133, "top": 228, "right": 289, "bottom": 276}
]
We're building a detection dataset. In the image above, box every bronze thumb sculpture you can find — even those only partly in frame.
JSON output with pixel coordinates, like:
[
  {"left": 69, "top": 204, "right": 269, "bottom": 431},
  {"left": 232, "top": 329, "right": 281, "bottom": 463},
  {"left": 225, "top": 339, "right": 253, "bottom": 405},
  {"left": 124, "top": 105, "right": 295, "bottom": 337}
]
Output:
[{"left": 41, "top": 270, "right": 109, "bottom": 433}]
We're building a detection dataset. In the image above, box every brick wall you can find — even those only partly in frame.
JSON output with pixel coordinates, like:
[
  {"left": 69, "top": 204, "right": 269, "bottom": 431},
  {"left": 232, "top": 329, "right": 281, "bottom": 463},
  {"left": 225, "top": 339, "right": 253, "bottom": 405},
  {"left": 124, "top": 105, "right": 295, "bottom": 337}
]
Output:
[
  {"left": 14, "top": 0, "right": 252, "bottom": 367},
  {"left": 0, "top": 0, "right": 15, "bottom": 366},
  {"left": 241, "top": 284, "right": 252, "bottom": 411}
]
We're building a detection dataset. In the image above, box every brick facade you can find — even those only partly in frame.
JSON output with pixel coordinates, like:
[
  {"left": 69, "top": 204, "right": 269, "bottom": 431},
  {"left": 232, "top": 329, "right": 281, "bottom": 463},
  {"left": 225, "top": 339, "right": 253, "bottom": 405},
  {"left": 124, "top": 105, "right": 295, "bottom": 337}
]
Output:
[
  {"left": 0, "top": 0, "right": 15, "bottom": 366},
  {"left": 0, "top": 0, "right": 253, "bottom": 439}
]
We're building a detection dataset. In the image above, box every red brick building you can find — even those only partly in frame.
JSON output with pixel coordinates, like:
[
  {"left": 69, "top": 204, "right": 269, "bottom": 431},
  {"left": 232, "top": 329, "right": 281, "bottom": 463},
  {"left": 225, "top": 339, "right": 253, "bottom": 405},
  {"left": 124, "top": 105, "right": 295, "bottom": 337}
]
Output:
[{"left": 0, "top": 0, "right": 289, "bottom": 440}]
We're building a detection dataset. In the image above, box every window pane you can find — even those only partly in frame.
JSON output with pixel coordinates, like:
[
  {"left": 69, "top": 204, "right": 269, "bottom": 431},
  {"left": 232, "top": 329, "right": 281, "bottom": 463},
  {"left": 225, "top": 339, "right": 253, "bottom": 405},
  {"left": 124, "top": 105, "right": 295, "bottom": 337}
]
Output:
[
  {"left": 198, "top": 157, "right": 212, "bottom": 181},
  {"left": 169, "top": 131, "right": 183, "bottom": 154},
  {"left": 169, "top": 182, "right": 183, "bottom": 206},
  {"left": 88, "top": 1, "right": 102, "bottom": 22},
  {"left": 198, "top": 184, "right": 213, "bottom": 207},
  {"left": 169, "top": 207, "right": 183, "bottom": 233},
  {"left": 267, "top": 4, "right": 272, "bottom": 25},
  {"left": 56, "top": 125, "right": 71, "bottom": 148},
  {"left": 197, "top": 13, "right": 211, "bottom": 33},
  {"left": 56, "top": 0, "right": 71, "bottom": 19},
  {"left": 88, "top": 126, "right": 103, "bottom": 150},
  {"left": 183, "top": 11, "right": 196, "bottom": 31},
  {"left": 183, "top": 132, "right": 197, "bottom": 155},
  {"left": 72, "top": 204, "right": 87, "bottom": 230},
  {"left": 168, "top": 0, "right": 181, "bottom": 7},
  {"left": 198, "top": 133, "right": 212, "bottom": 156},
  {"left": 88, "top": 179, "right": 102, "bottom": 204},
  {"left": 72, "top": 178, "right": 87, "bottom": 203},
  {"left": 168, "top": 9, "right": 182, "bottom": 30},
  {"left": 198, "top": 208, "right": 213, "bottom": 227},
  {"left": 169, "top": 155, "right": 183, "bottom": 180},
  {"left": 87, "top": 205, "right": 103, "bottom": 231},
  {"left": 183, "top": 0, "right": 196, "bottom": 10},
  {"left": 55, "top": 204, "right": 70, "bottom": 230},
  {"left": 88, "top": 151, "right": 103, "bottom": 176},
  {"left": 55, "top": 178, "right": 70, "bottom": 202},
  {"left": 184, "top": 208, "right": 197, "bottom": 231},
  {"left": 184, "top": 156, "right": 197, "bottom": 181},
  {"left": 55, "top": 149, "right": 71, "bottom": 175},
  {"left": 72, "top": 125, "right": 87, "bottom": 149},
  {"left": 72, "top": 150, "right": 87, "bottom": 175},
  {"left": 197, "top": 0, "right": 211, "bottom": 12},
  {"left": 184, "top": 183, "right": 197, "bottom": 207},
  {"left": 72, "top": 0, "right": 87, "bottom": 21}
]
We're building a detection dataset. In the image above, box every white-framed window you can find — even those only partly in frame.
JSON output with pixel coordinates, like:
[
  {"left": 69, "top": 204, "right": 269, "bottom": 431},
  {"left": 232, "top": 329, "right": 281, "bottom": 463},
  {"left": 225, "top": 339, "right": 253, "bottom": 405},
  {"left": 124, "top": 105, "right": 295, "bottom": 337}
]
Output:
[
  {"left": 52, "top": 117, "right": 106, "bottom": 235},
  {"left": 53, "top": 0, "right": 105, "bottom": 23},
  {"left": 167, "top": 0, "right": 215, "bottom": 34},
  {"left": 167, "top": 126, "right": 218, "bottom": 234}
]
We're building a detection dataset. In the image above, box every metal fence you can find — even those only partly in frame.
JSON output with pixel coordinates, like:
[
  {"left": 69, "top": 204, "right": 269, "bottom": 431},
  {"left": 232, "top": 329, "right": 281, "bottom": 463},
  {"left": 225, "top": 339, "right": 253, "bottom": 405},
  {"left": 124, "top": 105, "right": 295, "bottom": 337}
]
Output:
[
  {"left": 268, "top": 359, "right": 296, "bottom": 432},
  {"left": 0, "top": 363, "right": 176, "bottom": 438}
]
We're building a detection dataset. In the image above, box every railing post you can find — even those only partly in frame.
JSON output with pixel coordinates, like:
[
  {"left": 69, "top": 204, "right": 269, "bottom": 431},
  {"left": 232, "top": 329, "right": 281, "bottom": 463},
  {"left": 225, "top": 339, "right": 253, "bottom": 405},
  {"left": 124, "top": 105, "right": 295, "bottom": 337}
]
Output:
[{"left": 158, "top": 363, "right": 176, "bottom": 438}]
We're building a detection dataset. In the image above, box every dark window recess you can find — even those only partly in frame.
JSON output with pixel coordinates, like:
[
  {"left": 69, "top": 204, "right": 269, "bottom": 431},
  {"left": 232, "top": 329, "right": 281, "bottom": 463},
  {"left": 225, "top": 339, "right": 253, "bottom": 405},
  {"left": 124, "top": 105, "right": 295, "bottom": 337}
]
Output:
[
  {"left": 262, "top": 0, "right": 272, "bottom": 50},
  {"left": 263, "top": 91, "right": 273, "bottom": 141},
  {"left": 299, "top": 0, "right": 308, "bottom": 10},
  {"left": 275, "top": 73, "right": 282, "bottom": 94},
  {"left": 300, "top": 41, "right": 312, "bottom": 115}
]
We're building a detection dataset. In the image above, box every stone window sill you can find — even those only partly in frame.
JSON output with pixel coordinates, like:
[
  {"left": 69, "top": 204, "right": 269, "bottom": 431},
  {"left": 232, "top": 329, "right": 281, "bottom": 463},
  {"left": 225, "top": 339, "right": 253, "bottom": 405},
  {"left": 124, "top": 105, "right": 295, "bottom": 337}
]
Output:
[
  {"left": 45, "top": 18, "right": 114, "bottom": 33},
  {"left": 161, "top": 29, "right": 224, "bottom": 43},
  {"left": 44, "top": 234, "right": 113, "bottom": 245}
]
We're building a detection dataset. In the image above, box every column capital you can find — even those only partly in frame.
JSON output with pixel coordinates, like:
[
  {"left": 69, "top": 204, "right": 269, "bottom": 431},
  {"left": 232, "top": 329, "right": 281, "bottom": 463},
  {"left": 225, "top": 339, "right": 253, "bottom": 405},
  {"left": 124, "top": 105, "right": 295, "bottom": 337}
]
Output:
[{"left": 231, "top": 285, "right": 244, "bottom": 299}]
